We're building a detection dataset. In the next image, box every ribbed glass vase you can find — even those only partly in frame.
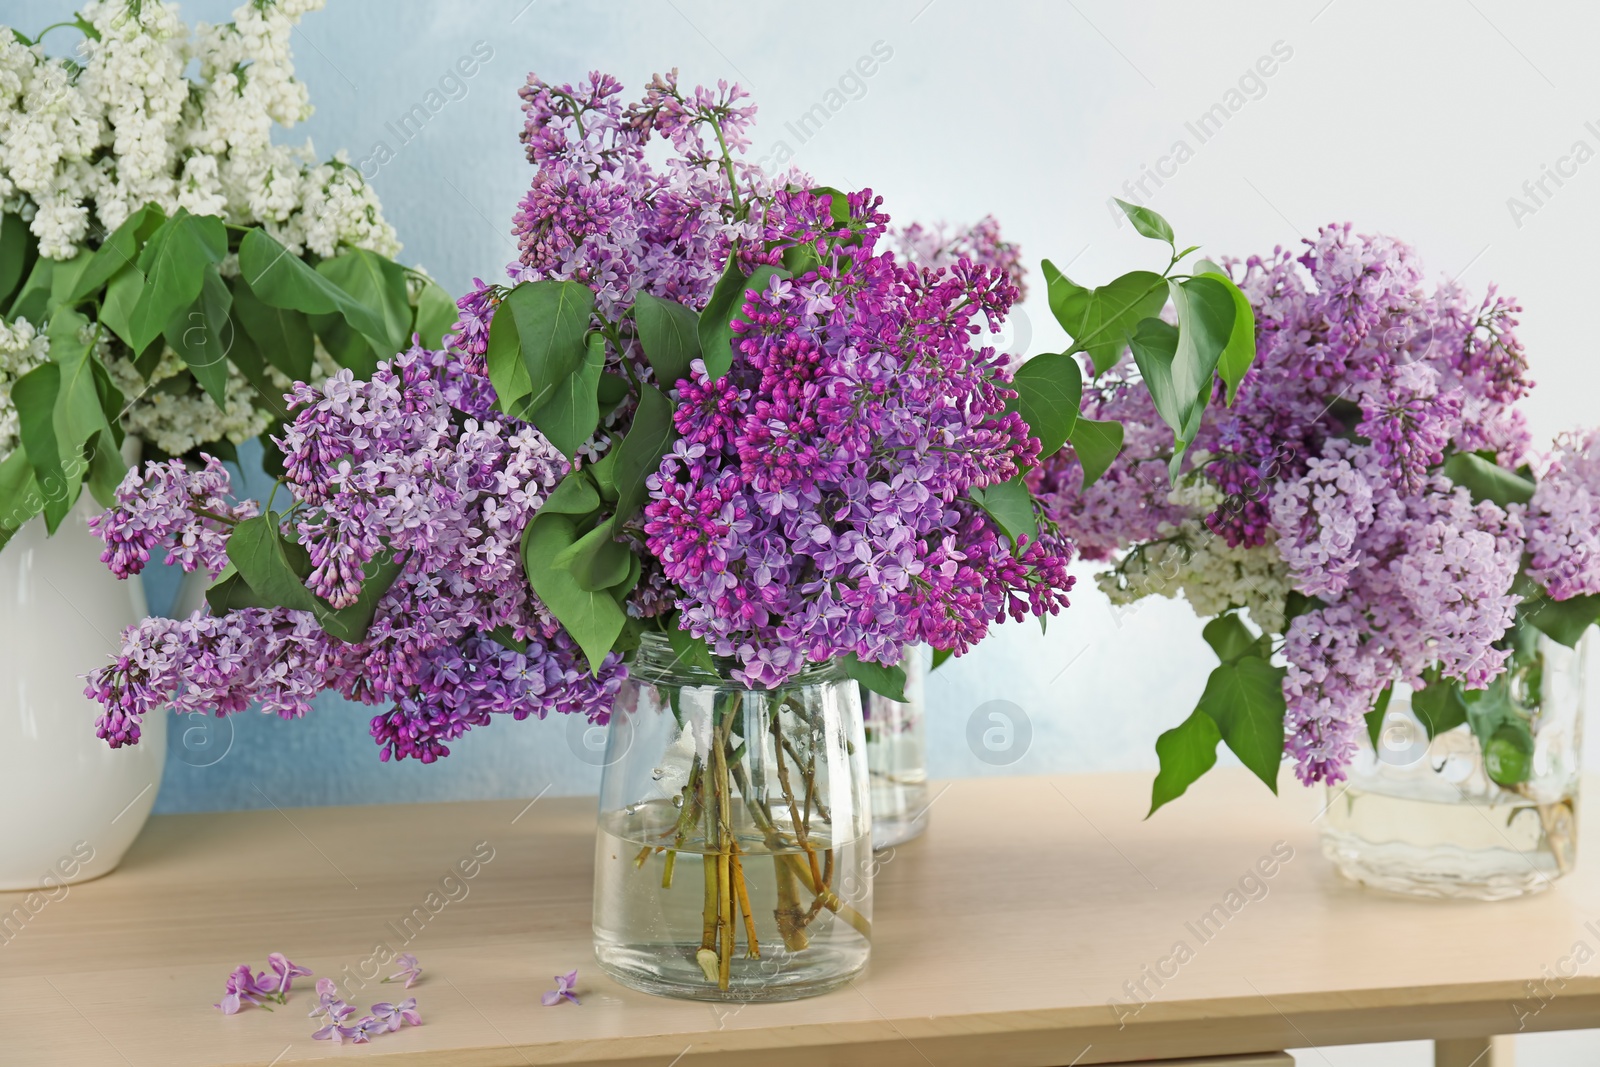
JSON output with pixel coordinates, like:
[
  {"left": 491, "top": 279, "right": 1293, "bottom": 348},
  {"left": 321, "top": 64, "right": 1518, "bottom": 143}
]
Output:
[
  {"left": 592, "top": 633, "right": 872, "bottom": 1001},
  {"left": 1320, "top": 631, "right": 1587, "bottom": 900}
]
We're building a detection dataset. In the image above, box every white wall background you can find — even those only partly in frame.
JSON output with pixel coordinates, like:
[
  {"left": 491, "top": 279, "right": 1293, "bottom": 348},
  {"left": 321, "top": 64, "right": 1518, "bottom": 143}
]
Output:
[{"left": 8, "top": 2, "right": 1599, "bottom": 1061}]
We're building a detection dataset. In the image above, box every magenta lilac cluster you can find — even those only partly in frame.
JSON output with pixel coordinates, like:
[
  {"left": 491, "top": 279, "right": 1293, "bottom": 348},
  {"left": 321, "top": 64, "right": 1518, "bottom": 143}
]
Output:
[
  {"left": 490, "top": 70, "right": 1074, "bottom": 687},
  {"left": 1043, "top": 223, "right": 1596, "bottom": 784},
  {"left": 85, "top": 345, "right": 624, "bottom": 761},
  {"left": 644, "top": 188, "right": 1073, "bottom": 684}
]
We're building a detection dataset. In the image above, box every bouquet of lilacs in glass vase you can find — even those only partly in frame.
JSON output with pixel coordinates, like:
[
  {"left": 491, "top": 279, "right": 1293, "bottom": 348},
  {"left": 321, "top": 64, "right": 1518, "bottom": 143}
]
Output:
[
  {"left": 0, "top": 0, "right": 452, "bottom": 546},
  {"left": 85, "top": 69, "right": 1081, "bottom": 1001},
  {"left": 1036, "top": 220, "right": 1600, "bottom": 898}
]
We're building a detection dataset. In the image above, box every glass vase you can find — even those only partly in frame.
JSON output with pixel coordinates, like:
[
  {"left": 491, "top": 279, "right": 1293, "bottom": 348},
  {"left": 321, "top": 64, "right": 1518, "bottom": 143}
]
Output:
[
  {"left": 1320, "top": 632, "right": 1587, "bottom": 900},
  {"left": 863, "top": 645, "right": 929, "bottom": 849},
  {"left": 592, "top": 633, "right": 872, "bottom": 1001}
]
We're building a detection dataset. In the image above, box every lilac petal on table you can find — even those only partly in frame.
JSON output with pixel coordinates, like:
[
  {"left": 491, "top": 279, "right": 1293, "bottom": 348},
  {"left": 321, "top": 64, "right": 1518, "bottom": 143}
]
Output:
[
  {"left": 267, "top": 952, "right": 313, "bottom": 996},
  {"left": 543, "top": 970, "right": 580, "bottom": 1006}
]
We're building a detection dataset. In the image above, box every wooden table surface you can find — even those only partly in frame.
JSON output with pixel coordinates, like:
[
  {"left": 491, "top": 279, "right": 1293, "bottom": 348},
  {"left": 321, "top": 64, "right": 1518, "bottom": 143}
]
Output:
[{"left": 1, "top": 769, "right": 1596, "bottom": 1066}]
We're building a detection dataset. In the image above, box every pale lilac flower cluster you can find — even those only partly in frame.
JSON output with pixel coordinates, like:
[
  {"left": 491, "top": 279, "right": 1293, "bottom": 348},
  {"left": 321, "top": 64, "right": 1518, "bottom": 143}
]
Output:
[
  {"left": 644, "top": 189, "right": 1075, "bottom": 685},
  {"left": 87, "top": 345, "right": 624, "bottom": 760},
  {"left": 1526, "top": 429, "right": 1600, "bottom": 600},
  {"left": 88, "top": 456, "right": 258, "bottom": 578},
  {"left": 1042, "top": 224, "right": 1542, "bottom": 783},
  {"left": 507, "top": 69, "right": 786, "bottom": 317},
  {"left": 894, "top": 215, "right": 1029, "bottom": 299}
]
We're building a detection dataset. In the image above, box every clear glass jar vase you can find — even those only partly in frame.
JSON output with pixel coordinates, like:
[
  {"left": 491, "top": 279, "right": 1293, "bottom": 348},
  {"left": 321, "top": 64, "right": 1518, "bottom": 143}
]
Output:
[
  {"left": 864, "top": 645, "right": 929, "bottom": 850},
  {"left": 592, "top": 633, "right": 872, "bottom": 1001},
  {"left": 1320, "top": 631, "right": 1587, "bottom": 900}
]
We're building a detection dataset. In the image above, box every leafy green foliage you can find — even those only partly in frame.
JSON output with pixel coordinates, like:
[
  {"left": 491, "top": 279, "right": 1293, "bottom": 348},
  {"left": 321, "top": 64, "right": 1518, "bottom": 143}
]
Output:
[
  {"left": 1410, "top": 672, "right": 1468, "bottom": 738},
  {"left": 127, "top": 209, "right": 225, "bottom": 353},
  {"left": 931, "top": 646, "right": 954, "bottom": 670},
  {"left": 1010, "top": 351, "right": 1081, "bottom": 457},
  {"left": 1519, "top": 590, "right": 1600, "bottom": 648},
  {"left": 412, "top": 278, "right": 458, "bottom": 349},
  {"left": 612, "top": 385, "right": 678, "bottom": 525},
  {"left": 229, "top": 276, "right": 313, "bottom": 382},
  {"left": 164, "top": 265, "right": 233, "bottom": 406},
  {"left": 1198, "top": 271, "right": 1255, "bottom": 405},
  {"left": 839, "top": 653, "right": 908, "bottom": 702},
  {"left": 505, "top": 279, "right": 596, "bottom": 416},
  {"left": 698, "top": 259, "right": 790, "bottom": 380},
  {"left": 1440, "top": 452, "right": 1536, "bottom": 507},
  {"left": 1197, "top": 654, "right": 1287, "bottom": 793},
  {"left": 225, "top": 514, "right": 319, "bottom": 613},
  {"left": 530, "top": 331, "right": 605, "bottom": 459},
  {"left": 1201, "top": 613, "right": 1258, "bottom": 663},
  {"left": 970, "top": 476, "right": 1038, "bottom": 544},
  {"left": 315, "top": 553, "right": 405, "bottom": 643},
  {"left": 1114, "top": 198, "right": 1175, "bottom": 245},
  {"left": 522, "top": 513, "right": 627, "bottom": 672},
  {"left": 664, "top": 624, "right": 719, "bottom": 675},
  {"left": 1042, "top": 261, "right": 1168, "bottom": 375},
  {"left": 1167, "top": 275, "right": 1236, "bottom": 426},
  {"left": 1364, "top": 684, "right": 1393, "bottom": 750},
  {"left": 633, "top": 292, "right": 702, "bottom": 388},
  {"left": 0, "top": 448, "right": 40, "bottom": 551},
  {"left": 1149, "top": 709, "right": 1222, "bottom": 816},
  {"left": 70, "top": 203, "right": 163, "bottom": 304},
  {"left": 1064, "top": 416, "right": 1123, "bottom": 489},
  {"left": 0, "top": 212, "right": 38, "bottom": 306},
  {"left": 542, "top": 472, "right": 602, "bottom": 516},
  {"left": 555, "top": 518, "right": 633, "bottom": 592}
]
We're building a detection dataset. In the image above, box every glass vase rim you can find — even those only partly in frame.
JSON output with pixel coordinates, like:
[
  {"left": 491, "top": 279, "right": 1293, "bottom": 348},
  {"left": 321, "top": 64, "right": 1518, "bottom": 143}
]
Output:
[{"left": 629, "top": 631, "right": 846, "bottom": 688}]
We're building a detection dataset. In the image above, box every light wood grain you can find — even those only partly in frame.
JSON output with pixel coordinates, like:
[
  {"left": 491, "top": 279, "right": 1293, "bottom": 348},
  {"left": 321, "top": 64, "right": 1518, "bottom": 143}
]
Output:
[{"left": 0, "top": 770, "right": 1594, "bottom": 1066}]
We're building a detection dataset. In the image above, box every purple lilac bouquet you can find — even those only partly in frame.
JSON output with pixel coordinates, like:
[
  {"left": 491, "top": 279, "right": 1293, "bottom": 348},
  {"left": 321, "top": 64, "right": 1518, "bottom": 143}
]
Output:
[
  {"left": 1037, "top": 222, "right": 1600, "bottom": 809},
  {"left": 83, "top": 69, "right": 1075, "bottom": 759}
]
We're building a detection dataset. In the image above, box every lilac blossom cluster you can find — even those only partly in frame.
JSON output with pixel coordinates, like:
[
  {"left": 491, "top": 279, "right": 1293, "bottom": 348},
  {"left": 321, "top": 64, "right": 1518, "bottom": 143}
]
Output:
[
  {"left": 85, "top": 345, "right": 623, "bottom": 761},
  {"left": 508, "top": 70, "right": 785, "bottom": 316},
  {"left": 89, "top": 456, "right": 259, "bottom": 579},
  {"left": 492, "top": 71, "right": 1073, "bottom": 688},
  {"left": 894, "top": 215, "right": 1029, "bottom": 300},
  {"left": 1041, "top": 223, "right": 1593, "bottom": 784},
  {"left": 644, "top": 189, "right": 1075, "bottom": 685},
  {"left": 1526, "top": 429, "right": 1600, "bottom": 601}
]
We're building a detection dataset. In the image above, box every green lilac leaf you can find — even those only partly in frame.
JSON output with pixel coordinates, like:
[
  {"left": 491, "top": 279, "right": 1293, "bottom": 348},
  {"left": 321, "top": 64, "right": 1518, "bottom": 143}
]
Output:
[
  {"left": 1148, "top": 708, "right": 1222, "bottom": 816},
  {"left": 612, "top": 384, "right": 678, "bottom": 525},
  {"left": 840, "top": 653, "right": 908, "bottom": 702},
  {"left": 633, "top": 291, "right": 702, "bottom": 389},
  {"left": 1065, "top": 416, "right": 1124, "bottom": 489},
  {"left": 522, "top": 513, "right": 626, "bottom": 673},
  {"left": 1114, "top": 198, "right": 1175, "bottom": 244},
  {"left": 1010, "top": 351, "right": 1081, "bottom": 457}
]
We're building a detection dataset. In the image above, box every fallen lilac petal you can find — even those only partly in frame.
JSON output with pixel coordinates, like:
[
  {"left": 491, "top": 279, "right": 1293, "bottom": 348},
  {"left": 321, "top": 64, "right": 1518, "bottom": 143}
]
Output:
[
  {"left": 267, "top": 953, "right": 313, "bottom": 997},
  {"left": 543, "top": 969, "right": 580, "bottom": 1006}
]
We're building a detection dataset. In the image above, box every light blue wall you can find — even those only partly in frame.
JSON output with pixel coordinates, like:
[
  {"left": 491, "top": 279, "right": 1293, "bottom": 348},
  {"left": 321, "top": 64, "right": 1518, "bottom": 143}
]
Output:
[{"left": 10, "top": 0, "right": 1598, "bottom": 814}]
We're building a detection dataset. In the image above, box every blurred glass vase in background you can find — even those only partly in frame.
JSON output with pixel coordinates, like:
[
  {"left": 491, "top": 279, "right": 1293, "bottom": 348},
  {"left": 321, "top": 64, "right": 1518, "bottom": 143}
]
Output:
[
  {"left": 864, "top": 645, "right": 930, "bottom": 850},
  {"left": 1321, "top": 632, "right": 1586, "bottom": 900}
]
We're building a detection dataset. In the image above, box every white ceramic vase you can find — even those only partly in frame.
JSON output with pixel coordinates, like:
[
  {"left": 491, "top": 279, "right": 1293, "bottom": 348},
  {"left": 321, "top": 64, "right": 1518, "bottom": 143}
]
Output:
[{"left": 0, "top": 499, "right": 165, "bottom": 890}]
